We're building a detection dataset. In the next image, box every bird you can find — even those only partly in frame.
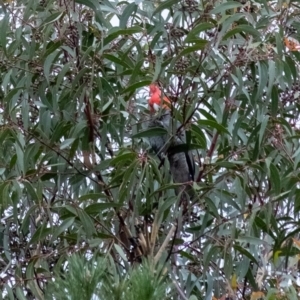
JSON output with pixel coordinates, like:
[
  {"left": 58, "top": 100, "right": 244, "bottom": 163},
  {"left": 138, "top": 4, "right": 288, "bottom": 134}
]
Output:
[
  {"left": 147, "top": 84, "right": 195, "bottom": 203},
  {"left": 148, "top": 84, "right": 171, "bottom": 112}
]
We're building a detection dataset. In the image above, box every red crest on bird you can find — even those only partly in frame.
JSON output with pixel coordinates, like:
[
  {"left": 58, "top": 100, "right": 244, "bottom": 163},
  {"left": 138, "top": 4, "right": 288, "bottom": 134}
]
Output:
[{"left": 148, "top": 84, "right": 171, "bottom": 112}]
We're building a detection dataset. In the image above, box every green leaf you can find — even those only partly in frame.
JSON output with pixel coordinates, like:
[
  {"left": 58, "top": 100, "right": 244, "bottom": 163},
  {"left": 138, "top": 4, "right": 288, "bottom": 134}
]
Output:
[
  {"left": 51, "top": 217, "right": 75, "bottom": 241},
  {"left": 185, "top": 23, "right": 214, "bottom": 42},
  {"left": 15, "top": 287, "right": 28, "bottom": 300},
  {"left": 114, "top": 244, "right": 128, "bottom": 262},
  {"left": 103, "top": 26, "right": 143, "bottom": 46},
  {"left": 111, "top": 152, "right": 137, "bottom": 165},
  {"left": 119, "top": 3, "right": 137, "bottom": 28},
  {"left": 129, "top": 60, "right": 144, "bottom": 85},
  {"left": 223, "top": 25, "right": 261, "bottom": 40},
  {"left": 23, "top": 181, "right": 39, "bottom": 203},
  {"left": 203, "top": 245, "right": 221, "bottom": 273},
  {"left": 121, "top": 80, "right": 152, "bottom": 95},
  {"left": 85, "top": 203, "right": 122, "bottom": 214},
  {"left": 132, "top": 127, "right": 168, "bottom": 138},
  {"left": 152, "top": 0, "right": 178, "bottom": 16},
  {"left": 103, "top": 53, "right": 131, "bottom": 69},
  {"left": 237, "top": 236, "right": 270, "bottom": 246},
  {"left": 234, "top": 244, "right": 258, "bottom": 264},
  {"left": 119, "top": 160, "right": 139, "bottom": 203},
  {"left": 259, "top": 116, "right": 268, "bottom": 146},
  {"left": 41, "top": 12, "right": 64, "bottom": 27},
  {"left": 15, "top": 137, "right": 25, "bottom": 175},
  {"left": 198, "top": 119, "right": 230, "bottom": 134},
  {"left": 26, "top": 257, "right": 45, "bottom": 299},
  {"left": 270, "top": 163, "right": 281, "bottom": 195},
  {"left": 43, "top": 40, "right": 63, "bottom": 59},
  {"left": 75, "top": 0, "right": 100, "bottom": 10},
  {"left": 79, "top": 193, "right": 108, "bottom": 201},
  {"left": 0, "top": 15, "right": 9, "bottom": 53},
  {"left": 211, "top": 1, "right": 243, "bottom": 14},
  {"left": 267, "top": 60, "right": 276, "bottom": 96},
  {"left": 191, "top": 124, "right": 207, "bottom": 148},
  {"left": 44, "top": 51, "right": 60, "bottom": 83},
  {"left": 5, "top": 88, "right": 23, "bottom": 113},
  {"left": 152, "top": 55, "right": 163, "bottom": 83},
  {"left": 4, "top": 284, "right": 14, "bottom": 300},
  {"left": 256, "top": 61, "right": 268, "bottom": 100},
  {"left": 271, "top": 86, "right": 279, "bottom": 117},
  {"left": 30, "top": 224, "right": 52, "bottom": 244},
  {"left": 100, "top": 77, "right": 116, "bottom": 98},
  {"left": 60, "top": 138, "right": 75, "bottom": 150},
  {"left": 178, "top": 42, "right": 208, "bottom": 58},
  {"left": 148, "top": 158, "right": 162, "bottom": 182},
  {"left": 77, "top": 208, "right": 96, "bottom": 237}
]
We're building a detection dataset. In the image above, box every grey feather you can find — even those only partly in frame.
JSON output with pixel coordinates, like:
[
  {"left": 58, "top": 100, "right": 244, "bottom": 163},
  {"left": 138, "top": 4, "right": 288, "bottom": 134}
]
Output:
[{"left": 148, "top": 111, "right": 195, "bottom": 200}]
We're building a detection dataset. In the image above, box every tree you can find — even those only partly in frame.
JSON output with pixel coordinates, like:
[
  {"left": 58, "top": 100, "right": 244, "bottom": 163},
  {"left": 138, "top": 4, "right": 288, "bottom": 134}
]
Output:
[{"left": 1, "top": 0, "right": 300, "bottom": 299}]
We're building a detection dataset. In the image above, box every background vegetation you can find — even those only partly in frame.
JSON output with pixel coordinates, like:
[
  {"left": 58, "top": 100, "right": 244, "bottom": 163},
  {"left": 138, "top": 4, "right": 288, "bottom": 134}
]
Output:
[{"left": 1, "top": 0, "right": 300, "bottom": 299}]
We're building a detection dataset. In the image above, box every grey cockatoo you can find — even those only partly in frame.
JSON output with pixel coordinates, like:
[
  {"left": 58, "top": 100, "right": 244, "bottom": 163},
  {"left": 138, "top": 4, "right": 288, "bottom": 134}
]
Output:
[{"left": 147, "top": 84, "right": 195, "bottom": 202}]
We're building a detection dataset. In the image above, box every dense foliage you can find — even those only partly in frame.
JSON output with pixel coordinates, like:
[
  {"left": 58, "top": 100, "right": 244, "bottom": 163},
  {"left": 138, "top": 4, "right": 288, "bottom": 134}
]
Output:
[{"left": 1, "top": 0, "right": 300, "bottom": 299}]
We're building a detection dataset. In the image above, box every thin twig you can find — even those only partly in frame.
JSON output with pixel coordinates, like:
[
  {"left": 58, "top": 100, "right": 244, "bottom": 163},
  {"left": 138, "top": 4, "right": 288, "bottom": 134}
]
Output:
[
  {"left": 172, "top": 279, "right": 189, "bottom": 300},
  {"left": 154, "top": 224, "right": 176, "bottom": 264}
]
